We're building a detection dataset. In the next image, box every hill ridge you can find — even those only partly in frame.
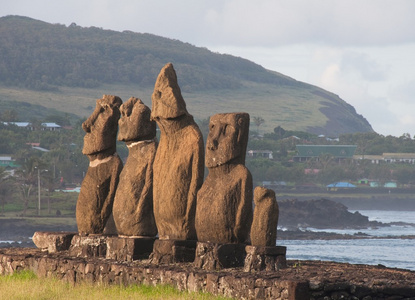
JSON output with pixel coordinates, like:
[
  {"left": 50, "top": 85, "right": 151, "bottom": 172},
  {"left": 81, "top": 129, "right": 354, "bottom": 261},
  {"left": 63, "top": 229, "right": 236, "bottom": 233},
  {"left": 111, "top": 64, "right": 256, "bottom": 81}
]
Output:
[{"left": 0, "top": 15, "right": 373, "bottom": 136}]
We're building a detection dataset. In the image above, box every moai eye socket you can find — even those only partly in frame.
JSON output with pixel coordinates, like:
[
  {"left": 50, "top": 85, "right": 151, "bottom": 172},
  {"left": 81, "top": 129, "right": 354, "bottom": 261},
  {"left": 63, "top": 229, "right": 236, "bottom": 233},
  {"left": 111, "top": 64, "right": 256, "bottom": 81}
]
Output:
[{"left": 222, "top": 124, "right": 228, "bottom": 136}]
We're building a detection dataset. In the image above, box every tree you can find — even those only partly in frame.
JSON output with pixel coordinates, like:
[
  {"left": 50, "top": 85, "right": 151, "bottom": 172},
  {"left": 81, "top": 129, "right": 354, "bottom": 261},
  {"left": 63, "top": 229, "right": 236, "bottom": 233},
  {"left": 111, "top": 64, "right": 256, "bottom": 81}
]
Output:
[
  {"left": 14, "top": 157, "right": 47, "bottom": 215},
  {"left": 274, "top": 126, "right": 286, "bottom": 139},
  {"left": 253, "top": 116, "right": 265, "bottom": 136},
  {"left": 0, "top": 167, "right": 13, "bottom": 214},
  {"left": 1, "top": 109, "right": 18, "bottom": 122}
]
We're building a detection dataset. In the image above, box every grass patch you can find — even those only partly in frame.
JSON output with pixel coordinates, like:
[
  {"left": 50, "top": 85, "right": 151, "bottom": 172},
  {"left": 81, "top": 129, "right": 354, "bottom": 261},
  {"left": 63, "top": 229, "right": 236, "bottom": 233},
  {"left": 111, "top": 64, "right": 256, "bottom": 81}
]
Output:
[{"left": 0, "top": 270, "right": 230, "bottom": 299}]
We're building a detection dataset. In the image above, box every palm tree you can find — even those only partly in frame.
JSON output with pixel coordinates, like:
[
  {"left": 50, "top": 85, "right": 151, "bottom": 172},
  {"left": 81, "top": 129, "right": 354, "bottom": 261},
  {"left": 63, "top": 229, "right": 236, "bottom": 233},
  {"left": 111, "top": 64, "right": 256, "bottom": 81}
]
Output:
[
  {"left": 14, "top": 157, "right": 47, "bottom": 215},
  {"left": 253, "top": 116, "right": 265, "bottom": 136},
  {"left": 0, "top": 167, "right": 13, "bottom": 215}
]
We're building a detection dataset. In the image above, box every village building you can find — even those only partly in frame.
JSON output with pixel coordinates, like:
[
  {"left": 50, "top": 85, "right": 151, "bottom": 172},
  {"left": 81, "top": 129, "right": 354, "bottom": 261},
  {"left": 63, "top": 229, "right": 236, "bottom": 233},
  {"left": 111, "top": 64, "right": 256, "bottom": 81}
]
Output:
[
  {"left": 294, "top": 145, "right": 357, "bottom": 162},
  {"left": 247, "top": 150, "right": 273, "bottom": 159}
]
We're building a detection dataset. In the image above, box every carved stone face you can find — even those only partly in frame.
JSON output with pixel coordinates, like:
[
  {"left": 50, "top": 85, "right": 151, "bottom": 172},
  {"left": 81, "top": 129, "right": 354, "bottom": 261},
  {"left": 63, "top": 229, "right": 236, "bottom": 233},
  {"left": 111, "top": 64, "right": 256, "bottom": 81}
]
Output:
[
  {"left": 205, "top": 113, "right": 250, "bottom": 168},
  {"left": 82, "top": 95, "right": 122, "bottom": 155},
  {"left": 118, "top": 97, "right": 156, "bottom": 143}
]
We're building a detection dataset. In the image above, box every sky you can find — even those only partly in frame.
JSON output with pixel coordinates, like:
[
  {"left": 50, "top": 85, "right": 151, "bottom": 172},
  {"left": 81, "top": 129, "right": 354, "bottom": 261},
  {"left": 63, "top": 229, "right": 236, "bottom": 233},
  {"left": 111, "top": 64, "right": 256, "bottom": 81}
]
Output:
[{"left": 2, "top": 0, "right": 415, "bottom": 137}]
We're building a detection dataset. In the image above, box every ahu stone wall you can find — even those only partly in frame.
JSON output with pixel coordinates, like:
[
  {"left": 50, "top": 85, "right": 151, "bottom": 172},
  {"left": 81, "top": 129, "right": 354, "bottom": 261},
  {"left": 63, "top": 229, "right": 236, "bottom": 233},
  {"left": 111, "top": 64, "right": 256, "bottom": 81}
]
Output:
[{"left": 1, "top": 248, "right": 415, "bottom": 300}]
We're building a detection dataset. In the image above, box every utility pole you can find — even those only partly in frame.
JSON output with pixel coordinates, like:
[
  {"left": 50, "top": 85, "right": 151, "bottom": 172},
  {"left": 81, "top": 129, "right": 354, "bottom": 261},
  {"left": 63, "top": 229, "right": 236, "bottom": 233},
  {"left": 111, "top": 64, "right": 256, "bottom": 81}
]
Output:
[{"left": 37, "top": 167, "right": 41, "bottom": 216}]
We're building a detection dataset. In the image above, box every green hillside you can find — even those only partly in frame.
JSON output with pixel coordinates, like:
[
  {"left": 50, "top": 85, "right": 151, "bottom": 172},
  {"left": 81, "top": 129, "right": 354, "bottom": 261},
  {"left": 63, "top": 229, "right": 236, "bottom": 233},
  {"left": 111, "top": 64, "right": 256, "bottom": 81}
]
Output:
[{"left": 0, "top": 15, "right": 373, "bottom": 136}]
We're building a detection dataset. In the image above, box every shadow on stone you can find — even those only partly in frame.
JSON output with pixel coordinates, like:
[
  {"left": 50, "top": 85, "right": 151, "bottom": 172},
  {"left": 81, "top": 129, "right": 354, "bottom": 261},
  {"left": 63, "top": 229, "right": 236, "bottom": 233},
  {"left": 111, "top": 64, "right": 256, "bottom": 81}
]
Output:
[
  {"left": 106, "top": 236, "right": 156, "bottom": 261},
  {"left": 149, "top": 239, "right": 197, "bottom": 264},
  {"left": 194, "top": 242, "right": 246, "bottom": 270}
]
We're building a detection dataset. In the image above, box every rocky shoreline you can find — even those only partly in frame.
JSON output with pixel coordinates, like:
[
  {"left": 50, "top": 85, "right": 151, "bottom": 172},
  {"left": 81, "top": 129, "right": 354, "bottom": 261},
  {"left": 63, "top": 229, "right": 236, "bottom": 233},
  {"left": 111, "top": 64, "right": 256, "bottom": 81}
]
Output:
[{"left": 2, "top": 197, "right": 415, "bottom": 246}]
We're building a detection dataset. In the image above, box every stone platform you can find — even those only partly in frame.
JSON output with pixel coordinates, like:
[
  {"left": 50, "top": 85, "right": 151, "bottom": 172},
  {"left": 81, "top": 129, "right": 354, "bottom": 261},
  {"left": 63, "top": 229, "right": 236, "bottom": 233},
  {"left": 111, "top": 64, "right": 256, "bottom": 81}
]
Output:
[
  {"left": 193, "top": 242, "right": 246, "bottom": 270},
  {"left": 244, "top": 245, "right": 287, "bottom": 272},
  {"left": 1, "top": 247, "right": 415, "bottom": 299},
  {"left": 32, "top": 232, "right": 157, "bottom": 262},
  {"left": 106, "top": 236, "right": 156, "bottom": 261},
  {"left": 149, "top": 239, "right": 197, "bottom": 264},
  {"left": 32, "top": 231, "right": 76, "bottom": 253}
]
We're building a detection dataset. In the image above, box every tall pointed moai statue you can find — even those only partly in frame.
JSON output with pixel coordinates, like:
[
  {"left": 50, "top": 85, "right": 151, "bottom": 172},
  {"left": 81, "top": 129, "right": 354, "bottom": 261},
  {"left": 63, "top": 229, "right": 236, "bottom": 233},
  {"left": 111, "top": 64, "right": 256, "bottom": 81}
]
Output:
[
  {"left": 75, "top": 95, "right": 123, "bottom": 236},
  {"left": 194, "top": 112, "right": 253, "bottom": 270},
  {"left": 112, "top": 97, "right": 157, "bottom": 237},
  {"left": 244, "top": 186, "right": 286, "bottom": 272},
  {"left": 149, "top": 63, "right": 204, "bottom": 263}
]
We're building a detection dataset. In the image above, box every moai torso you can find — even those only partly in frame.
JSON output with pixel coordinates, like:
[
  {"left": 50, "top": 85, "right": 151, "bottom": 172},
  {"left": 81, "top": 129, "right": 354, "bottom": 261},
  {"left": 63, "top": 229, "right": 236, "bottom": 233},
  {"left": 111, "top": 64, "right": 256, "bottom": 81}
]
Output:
[
  {"left": 112, "top": 97, "right": 157, "bottom": 237},
  {"left": 250, "top": 186, "right": 279, "bottom": 247},
  {"left": 151, "top": 63, "right": 204, "bottom": 240},
  {"left": 76, "top": 95, "right": 123, "bottom": 235},
  {"left": 195, "top": 113, "right": 253, "bottom": 244}
]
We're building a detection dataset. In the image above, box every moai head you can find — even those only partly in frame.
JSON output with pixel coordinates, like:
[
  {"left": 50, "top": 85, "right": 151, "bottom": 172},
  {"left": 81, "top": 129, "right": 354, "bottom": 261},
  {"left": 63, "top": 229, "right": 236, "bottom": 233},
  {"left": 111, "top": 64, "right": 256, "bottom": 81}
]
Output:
[
  {"left": 118, "top": 97, "right": 156, "bottom": 143},
  {"left": 150, "top": 63, "right": 189, "bottom": 121},
  {"left": 82, "top": 95, "right": 122, "bottom": 155},
  {"left": 205, "top": 113, "right": 250, "bottom": 168}
]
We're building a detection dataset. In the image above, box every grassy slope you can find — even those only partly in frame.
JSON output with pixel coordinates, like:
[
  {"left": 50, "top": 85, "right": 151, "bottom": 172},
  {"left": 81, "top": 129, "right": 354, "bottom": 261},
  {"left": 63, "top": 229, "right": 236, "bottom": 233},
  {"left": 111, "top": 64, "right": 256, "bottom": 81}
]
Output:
[
  {"left": 0, "top": 81, "right": 328, "bottom": 134},
  {"left": 0, "top": 16, "right": 373, "bottom": 136}
]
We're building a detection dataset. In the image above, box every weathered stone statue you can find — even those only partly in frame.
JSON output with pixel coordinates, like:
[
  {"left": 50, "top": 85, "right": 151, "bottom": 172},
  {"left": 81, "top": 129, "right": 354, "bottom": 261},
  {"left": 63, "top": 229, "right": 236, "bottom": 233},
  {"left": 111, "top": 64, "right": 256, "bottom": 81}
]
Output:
[
  {"left": 250, "top": 187, "right": 279, "bottom": 247},
  {"left": 112, "top": 97, "right": 157, "bottom": 237},
  {"left": 195, "top": 112, "right": 253, "bottom": 244},
  {"left": 76, "top": 95, "right": 123, "bottom": 235},
  {"left": 151, "top": 63, "right": 204, "bottom": 241},
  {"left": 244, "top": 186, "right": 286, "bottom": 272}
]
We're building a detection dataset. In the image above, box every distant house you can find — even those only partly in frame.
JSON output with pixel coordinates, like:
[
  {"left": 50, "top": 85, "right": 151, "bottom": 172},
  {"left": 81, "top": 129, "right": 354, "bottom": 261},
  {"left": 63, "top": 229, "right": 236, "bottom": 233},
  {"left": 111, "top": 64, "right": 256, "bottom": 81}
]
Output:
[
  {"left": 368, "top": 181, "right": 397, "bottom": 188},
  {"left": 353, "top": 154, "right": 383, "bottom": 164},
  {"left": 262, "top": 181, "right": 286, "bottom": 189},
  {"left": 304, "top": 168, "right": 320, "bottom": 175},
  {"left": 0, "top": 156, "right": 19, "bottom": 168},
  {"left": 247, "top": 150, "right": 273, "bottom": 159},
  {"left": 41, "top": 122, "right": 61, "bottom": 131},
  {"left": 294, "top": 145, "right": 357, "bottom": 162},
  {"left": 383, "top": 153, "right": 415, "bottom": 164},
  {"left": 354, "top": 153, "right": 415, "bottom": 164},
  {"left": 384, "top": 182, "right": 397, "bottom": 188},
  {"left": 3, "top": 122, "right": 62, "bottom": 131},
  {"left": 2, "top": 122, "right": 34, "bottom": 130},
  {"left": 327, "top": 182, "right": 356, "bottom": 191}
]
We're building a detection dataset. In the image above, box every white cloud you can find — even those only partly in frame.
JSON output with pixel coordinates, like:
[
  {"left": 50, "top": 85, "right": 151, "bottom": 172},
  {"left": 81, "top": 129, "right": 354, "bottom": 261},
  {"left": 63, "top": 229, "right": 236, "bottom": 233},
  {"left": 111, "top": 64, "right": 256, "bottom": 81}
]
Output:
[
  {"left": 340, "top": 52, "right": 389, "bottom": 82},
  {"left": 194, "top": 0, "right": 415, "bottom": 47}
]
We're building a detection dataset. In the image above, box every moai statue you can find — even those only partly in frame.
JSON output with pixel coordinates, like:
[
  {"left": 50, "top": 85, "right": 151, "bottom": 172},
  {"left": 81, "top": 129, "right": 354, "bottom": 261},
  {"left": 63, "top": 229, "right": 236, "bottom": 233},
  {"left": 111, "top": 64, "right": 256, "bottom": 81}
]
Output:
[
  {"left": 195, "top": 112, "right": 253, "bottom": 244},
  {"left": 250, "top": 186, "right": 279, "bottom": 246},
  {"left": 112, "top": 97, "right": 157, "bottom": 237},
  {"left": 151, "top": 63, "right": 204, "bottom": 241},
  {"left": 76, "top": 95, "right": 123, "bottom": 235},
  {"left": 244, "top": 186, "right": 286, "bottom": 272}
]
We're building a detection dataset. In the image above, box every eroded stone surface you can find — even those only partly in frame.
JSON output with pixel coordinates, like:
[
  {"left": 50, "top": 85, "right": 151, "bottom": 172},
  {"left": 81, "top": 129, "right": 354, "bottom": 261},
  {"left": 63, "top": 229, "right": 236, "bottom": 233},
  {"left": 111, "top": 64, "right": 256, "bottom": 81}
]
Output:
[
  {"left": 151, "top": 63, "right": 204, "bottom": 240},
  {"left": 69, "top": 234, "right": 108, "bottom": 258},
  {"left": 76, "top": 95, "right": 123, "bottom": 235},
  {"left": 32, "top": 231, "right": 76, "bottom": 253},
  {"left": 194, "top": 242, "right": 246, "bottom": 270},
  {"left": 251, "top": 187, "right": 279, "bottom": 247},
  {"left": 113, "top": 97, "right": 157, "bottom": 236},
  {"left": 106, "top": 236, "right": 156, "bottom": 261},
  {"left": 149, "top": 239, "right": 197, "bottom": 264},
  {"left": 195, "top": 113, "right": 252, "bottom": 244},
  {"left": 244, "top": 245, "right": 287, "bottom": 272}
]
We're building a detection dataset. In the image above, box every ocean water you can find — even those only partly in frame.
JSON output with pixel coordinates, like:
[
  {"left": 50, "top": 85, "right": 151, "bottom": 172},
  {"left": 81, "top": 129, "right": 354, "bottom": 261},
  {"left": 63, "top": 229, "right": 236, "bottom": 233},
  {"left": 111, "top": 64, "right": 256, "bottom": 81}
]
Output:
[{"left": 279, "top": 210, "right": 415, "bottom": 270}]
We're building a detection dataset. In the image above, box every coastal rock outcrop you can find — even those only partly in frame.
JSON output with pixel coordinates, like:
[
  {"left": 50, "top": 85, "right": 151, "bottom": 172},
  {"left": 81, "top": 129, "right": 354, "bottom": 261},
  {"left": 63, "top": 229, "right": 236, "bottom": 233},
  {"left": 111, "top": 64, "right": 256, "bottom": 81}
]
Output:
[{"left": 278, "top": 198, "right": 375, "bottom": 229}]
